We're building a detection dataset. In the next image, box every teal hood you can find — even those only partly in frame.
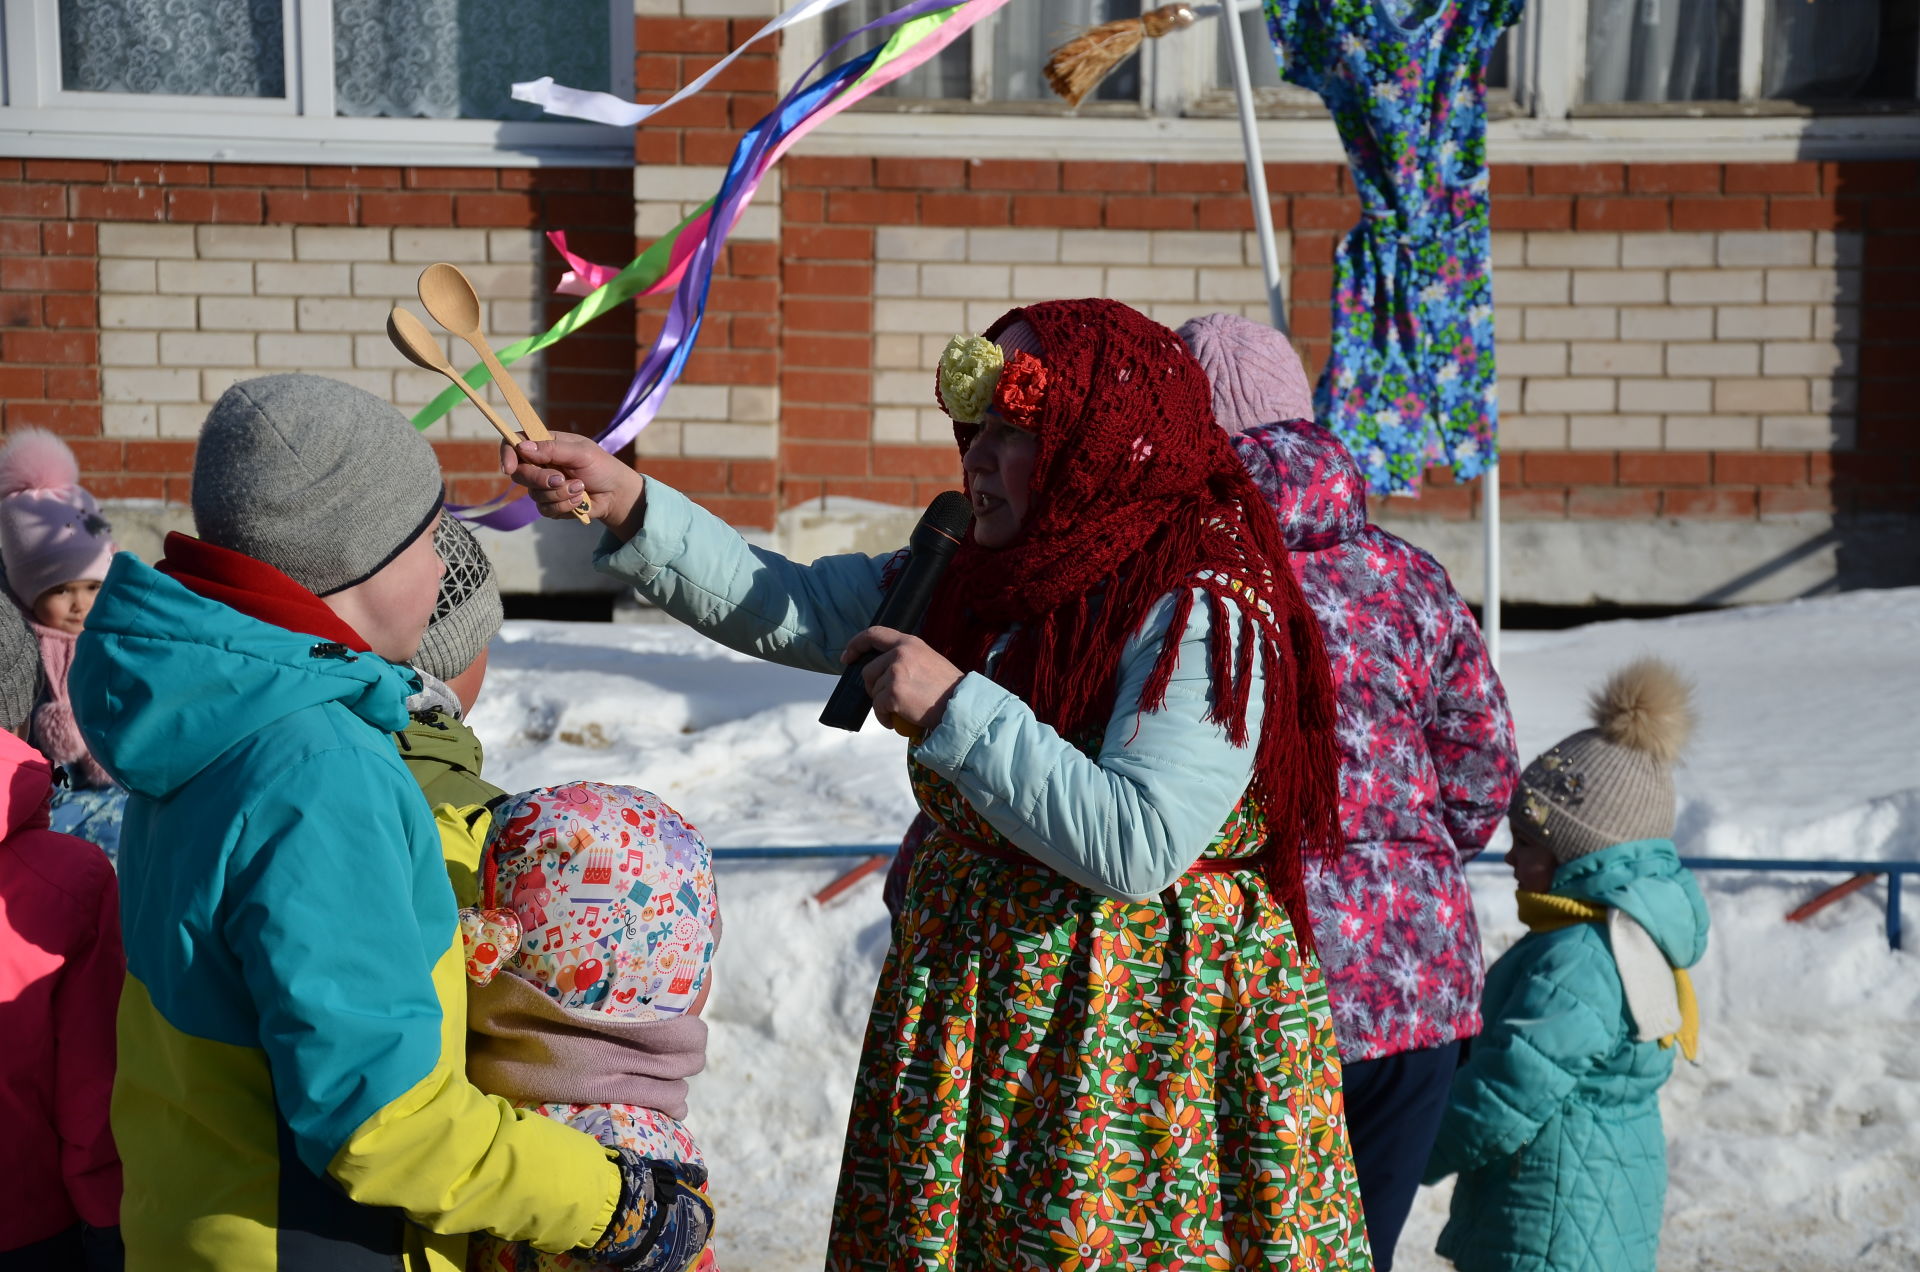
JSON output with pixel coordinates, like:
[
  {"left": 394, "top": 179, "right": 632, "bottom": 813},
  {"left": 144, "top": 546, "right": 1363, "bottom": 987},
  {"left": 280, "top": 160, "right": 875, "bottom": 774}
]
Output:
[
  {"left": 1553, "top": 837, "right": 1709, "bottom": 970},
  {"left": 71, "top": 553, "right": 418, "bottom": 800}
]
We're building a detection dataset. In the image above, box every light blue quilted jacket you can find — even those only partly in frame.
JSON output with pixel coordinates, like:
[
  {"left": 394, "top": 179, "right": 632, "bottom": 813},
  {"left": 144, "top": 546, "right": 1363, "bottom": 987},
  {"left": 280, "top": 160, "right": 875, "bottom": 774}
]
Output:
[
  {"left": 591, "top": 479, "right": 1265, "bottom": 900},
  {"left": 1423, "top": 838, "right": 1709, "bottom": 1272}
]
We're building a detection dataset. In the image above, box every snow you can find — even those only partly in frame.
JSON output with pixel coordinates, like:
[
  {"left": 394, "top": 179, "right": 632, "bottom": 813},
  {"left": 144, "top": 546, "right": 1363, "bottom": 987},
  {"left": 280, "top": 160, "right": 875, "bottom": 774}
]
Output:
[{"left": 471, "top": 588, "right": 1920, "bottom": 1271}]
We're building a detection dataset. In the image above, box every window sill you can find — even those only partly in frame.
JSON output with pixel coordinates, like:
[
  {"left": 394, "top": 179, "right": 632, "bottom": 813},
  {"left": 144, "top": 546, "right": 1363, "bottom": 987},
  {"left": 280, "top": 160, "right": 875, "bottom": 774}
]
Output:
[
  {"left": 1570, "top": 99, "right": 1920, "bottom": 120},
  {"left": 0, "top": 109, "right": 633, "bottom": 167}
]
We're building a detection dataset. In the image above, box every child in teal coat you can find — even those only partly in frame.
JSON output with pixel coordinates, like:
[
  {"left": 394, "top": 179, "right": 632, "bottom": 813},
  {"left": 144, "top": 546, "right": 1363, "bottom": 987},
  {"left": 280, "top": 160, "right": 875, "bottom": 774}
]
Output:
[{"left": 1424, "top": 659, "right": 1709, "bottom": 1272}]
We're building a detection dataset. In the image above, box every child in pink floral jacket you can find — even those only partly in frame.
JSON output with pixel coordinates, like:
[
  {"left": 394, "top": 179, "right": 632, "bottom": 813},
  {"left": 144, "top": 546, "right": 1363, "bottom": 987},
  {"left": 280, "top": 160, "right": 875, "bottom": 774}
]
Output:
[{"left": 464, "top": 783, "right": 721, "bottom": 1272}]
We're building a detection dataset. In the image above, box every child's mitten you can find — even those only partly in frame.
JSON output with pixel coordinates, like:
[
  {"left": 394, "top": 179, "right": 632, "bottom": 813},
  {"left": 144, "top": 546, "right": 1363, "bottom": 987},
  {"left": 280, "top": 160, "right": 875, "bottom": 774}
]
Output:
[{"left": 585, "top": 1147, "right": 713, "bottom": 1272}]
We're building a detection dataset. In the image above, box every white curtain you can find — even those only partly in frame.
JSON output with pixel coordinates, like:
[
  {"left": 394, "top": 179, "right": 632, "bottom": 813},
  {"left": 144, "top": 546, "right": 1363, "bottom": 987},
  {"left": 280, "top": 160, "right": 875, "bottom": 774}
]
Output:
[
  {"left": 993, "top": 0, "right": 1141, "bottom": 101},
  {"left": 59, "top": 0, "right": 285, "bottom": 97},
  {"left": 1764, "top": 0, "right": 1881, "bottom": 98},
  {"left": 1584, "top": 0, "right": 1737, "bottom": 102},
  {"left": 1222, "top": 7, "right": 1284, "bottom": 90},
  {"left": 333, "top": 0, "right": 610, "bottom": 119},
  {"left": 822, "top": 0, "right": 973, "bottom": 99}
]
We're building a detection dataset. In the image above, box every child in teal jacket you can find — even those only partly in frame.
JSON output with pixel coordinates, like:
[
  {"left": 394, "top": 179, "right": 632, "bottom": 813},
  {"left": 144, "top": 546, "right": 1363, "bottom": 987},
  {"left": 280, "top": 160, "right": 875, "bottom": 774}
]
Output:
[
  {"left": 72, "top": 375, "right": 706, "bottom": 1272},
  {"left": 1424, "top": 659, "right": 1709, "bottom": 1272}
]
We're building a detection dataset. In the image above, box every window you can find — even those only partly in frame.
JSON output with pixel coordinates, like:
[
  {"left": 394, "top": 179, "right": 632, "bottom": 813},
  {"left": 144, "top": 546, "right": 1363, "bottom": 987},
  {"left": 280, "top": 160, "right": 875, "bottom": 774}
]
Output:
[
  {"left": 820, "top": 0, "right": 1150, "bottom": 110},
  {"left": 1578, "top": 0, "right": 1919, "bottom": 108},
  {"left": 0, "top": 0, "right": 633, "bottom": 164},
  {"left": 801, "top": 0, "right": 1917, "bottom": 124}
]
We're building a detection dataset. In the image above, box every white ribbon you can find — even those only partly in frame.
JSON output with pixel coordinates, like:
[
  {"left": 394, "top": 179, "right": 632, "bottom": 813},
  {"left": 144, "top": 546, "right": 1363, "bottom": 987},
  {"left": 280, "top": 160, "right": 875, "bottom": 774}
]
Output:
[{"left": 513, "top": 0, "right": 864, "bottom": 126}]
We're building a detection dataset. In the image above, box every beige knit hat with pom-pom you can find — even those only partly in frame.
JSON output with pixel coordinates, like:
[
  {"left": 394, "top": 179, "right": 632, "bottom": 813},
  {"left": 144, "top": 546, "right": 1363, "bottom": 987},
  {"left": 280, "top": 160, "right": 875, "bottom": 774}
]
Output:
[{"left": 1512, "top": 658, "right": 1695, "bottom": 864}]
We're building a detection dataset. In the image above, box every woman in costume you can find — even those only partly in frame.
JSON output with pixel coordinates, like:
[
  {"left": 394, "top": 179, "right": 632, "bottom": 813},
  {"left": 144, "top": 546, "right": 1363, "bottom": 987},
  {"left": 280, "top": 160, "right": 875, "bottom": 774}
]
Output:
[{"left": 505, "top": 299, "right": 1372, "bottom": 1271}]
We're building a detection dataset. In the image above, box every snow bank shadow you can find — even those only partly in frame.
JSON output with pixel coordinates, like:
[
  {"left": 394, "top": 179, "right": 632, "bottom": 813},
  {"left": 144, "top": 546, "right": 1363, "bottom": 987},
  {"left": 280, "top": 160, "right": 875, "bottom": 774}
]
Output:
[{"left": 490, "top": 637, "right": 830, "bottom": 733}]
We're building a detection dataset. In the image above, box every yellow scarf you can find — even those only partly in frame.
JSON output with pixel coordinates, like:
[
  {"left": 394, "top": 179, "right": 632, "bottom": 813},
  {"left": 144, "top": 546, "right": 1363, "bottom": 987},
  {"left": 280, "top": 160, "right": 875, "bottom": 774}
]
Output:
[{"left": 1516, "top": 891, "right": 1700, "bottom": 1062}]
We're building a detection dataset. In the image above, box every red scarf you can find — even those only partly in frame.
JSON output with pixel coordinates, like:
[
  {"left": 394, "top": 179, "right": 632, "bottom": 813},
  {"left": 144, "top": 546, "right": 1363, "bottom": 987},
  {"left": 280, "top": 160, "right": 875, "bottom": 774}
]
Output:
[
  {"left": 157, "top": 533, "right": 370, "bottom": 651},
  {"left": 921, "top": 300, "right": 1341, "bottom": 943}
]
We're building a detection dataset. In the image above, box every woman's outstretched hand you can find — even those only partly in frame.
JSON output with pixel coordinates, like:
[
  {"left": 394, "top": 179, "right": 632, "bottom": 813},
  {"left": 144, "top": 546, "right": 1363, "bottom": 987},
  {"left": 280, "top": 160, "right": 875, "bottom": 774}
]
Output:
[
  {"left": 502, "top": 434, "right": 648, "bottom": 541},
  {"left": 844, "top": 627, "right": 964, "bottom": 738}
]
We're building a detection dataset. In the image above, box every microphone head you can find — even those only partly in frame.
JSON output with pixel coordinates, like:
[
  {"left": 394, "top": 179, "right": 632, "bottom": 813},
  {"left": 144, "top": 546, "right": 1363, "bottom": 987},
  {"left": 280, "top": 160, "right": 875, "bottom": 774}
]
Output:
[{"left": 920, "top": 489, "right": 973, "bottom": 545}]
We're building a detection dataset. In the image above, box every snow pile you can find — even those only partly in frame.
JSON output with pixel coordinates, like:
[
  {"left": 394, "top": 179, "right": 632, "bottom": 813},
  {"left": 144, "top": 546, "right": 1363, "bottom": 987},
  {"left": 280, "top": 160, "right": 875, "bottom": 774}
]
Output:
[{"left": 473, "top": 588, "right": 1920, "bottom": 1271}]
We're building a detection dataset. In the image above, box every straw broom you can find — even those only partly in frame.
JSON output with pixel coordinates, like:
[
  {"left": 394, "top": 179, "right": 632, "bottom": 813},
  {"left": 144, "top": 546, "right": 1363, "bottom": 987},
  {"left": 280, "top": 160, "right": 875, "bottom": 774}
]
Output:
[{"left": 1043, "top": 3, "right": 1198, "bottom": 107}]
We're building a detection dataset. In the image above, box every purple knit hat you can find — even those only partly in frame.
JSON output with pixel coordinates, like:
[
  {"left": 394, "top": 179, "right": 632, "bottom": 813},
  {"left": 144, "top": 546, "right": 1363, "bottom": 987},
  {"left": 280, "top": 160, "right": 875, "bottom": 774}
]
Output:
[{"left": 1176, "top": 312, "right": 1315, "bottom": 435}]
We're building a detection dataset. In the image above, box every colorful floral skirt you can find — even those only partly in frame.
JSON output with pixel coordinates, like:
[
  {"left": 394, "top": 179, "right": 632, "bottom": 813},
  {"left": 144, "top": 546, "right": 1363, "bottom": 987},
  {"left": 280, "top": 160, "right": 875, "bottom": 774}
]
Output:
[{"left": 825, "top": 765, "right": 1372, "bottom": 1271}]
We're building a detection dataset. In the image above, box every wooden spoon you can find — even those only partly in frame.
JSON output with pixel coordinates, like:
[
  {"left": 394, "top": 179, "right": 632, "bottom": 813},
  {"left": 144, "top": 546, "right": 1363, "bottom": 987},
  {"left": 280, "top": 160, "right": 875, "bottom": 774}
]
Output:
[
  {"left": 416, "top": 262, "right": 551, "bottom": 442},
  {"left": 387, "top": 308, "right": 591, "bottom": 525},
  {"left": 388, "top": 307, "right": 521, "bottom": 446}
]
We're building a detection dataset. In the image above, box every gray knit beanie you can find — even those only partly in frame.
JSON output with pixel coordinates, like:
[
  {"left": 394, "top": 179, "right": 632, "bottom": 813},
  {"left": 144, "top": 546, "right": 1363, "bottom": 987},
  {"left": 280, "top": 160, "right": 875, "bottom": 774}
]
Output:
[
  {"left": 0, "top": 593, "right": 38, "bottom": 733},
  {"left": 192, "top": 374, "right": 444, "bottom": 596},
  {"left": 412, "top": 515, "right": 503, "bottom": 684},
  {"left": 1513, "top": 658, "right": 1695, "bottom": 864}
]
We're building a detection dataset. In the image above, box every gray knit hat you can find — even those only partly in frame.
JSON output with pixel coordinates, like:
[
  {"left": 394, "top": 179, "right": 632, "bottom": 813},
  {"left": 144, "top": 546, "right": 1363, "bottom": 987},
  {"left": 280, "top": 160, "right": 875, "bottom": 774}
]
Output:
[
  {"left": 412, "top": 515, "right": 503, "bottom": 683},
  {"left": 192, "top": 374, "right": 444, "bottom": 596},
  {"left": 1513, "top": 658, "right": 1695, "bottom": 864},
  {"left": 0, "top": 584, "right": 41, "bottom": 733}
]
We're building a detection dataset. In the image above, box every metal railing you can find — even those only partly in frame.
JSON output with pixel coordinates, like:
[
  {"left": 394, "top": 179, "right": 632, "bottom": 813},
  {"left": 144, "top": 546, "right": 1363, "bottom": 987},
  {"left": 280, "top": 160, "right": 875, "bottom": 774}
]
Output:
[{"left": 712, "top": 845, "right": 1920, "bottom": 951}]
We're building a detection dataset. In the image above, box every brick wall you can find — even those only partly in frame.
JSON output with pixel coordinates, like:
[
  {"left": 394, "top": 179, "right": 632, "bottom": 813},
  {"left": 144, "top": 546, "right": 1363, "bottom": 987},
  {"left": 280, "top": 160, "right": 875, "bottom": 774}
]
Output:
[
  {"left": 0, "top": 161, "right": 632, "bottom": 508},
  {"left": 759, "top": 156, "right": 1918, "bottom": 528},
  {"left": 627, "top": 16, "right": 786, "bottom": 529},
  {"left": 3, "top": 22, "right": 1917, "bottom": 598}
]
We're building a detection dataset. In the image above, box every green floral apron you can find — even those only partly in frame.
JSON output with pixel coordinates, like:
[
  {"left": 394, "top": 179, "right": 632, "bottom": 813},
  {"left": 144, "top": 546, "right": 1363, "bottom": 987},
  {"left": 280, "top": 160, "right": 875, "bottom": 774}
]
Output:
[{"left": 825, "top": 759, "right": 1373, "bottom": 1271}]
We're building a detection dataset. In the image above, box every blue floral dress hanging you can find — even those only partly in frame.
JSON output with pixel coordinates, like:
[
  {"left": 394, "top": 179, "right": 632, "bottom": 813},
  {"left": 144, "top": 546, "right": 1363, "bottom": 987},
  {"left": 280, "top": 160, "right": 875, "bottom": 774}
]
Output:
[{"left": 1265, "top": 0, "right": 1522, "bottom": 494}]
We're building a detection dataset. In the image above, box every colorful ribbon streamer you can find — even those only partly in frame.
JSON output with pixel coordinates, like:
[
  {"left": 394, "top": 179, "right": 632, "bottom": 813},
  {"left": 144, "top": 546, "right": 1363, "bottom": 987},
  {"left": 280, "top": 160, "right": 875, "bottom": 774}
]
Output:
[{"left": 422, "top": 0, "right": 1009, "bottom": 528}]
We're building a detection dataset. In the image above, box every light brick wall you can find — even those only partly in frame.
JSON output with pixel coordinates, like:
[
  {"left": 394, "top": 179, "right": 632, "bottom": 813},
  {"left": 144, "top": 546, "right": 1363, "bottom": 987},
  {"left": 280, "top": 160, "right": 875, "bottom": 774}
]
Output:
[
  {"left": 1494, "top": 228, "right": 1859, "bottom": 468},
  {"left": 870, "top": 226, "right": 1290, "bottom": 447},
  {"left": 0, "top": 160, "right": 632, "bottom": 506},
  {"left": 98, "top": 223, "right": 545, "bottom": 442}
]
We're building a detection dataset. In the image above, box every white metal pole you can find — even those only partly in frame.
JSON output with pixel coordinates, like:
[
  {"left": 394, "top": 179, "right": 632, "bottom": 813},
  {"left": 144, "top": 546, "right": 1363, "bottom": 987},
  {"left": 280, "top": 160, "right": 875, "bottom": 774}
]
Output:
[
  {"left": 1483, "top": 459, "right": 1501, "bottom": 670},
  {"left": 1217, "top": 0, "right": 1287, "bottom": 333}
]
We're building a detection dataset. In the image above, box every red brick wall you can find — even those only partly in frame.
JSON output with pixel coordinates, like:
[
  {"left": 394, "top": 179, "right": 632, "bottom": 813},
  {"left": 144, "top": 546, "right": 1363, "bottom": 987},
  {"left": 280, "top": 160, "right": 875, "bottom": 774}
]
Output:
[
  {"left": 3, "top": 7, "right": 1915, "bottom": 538},
  {"left": 632, "top": 16, "right": 785, "bottom": 528},
  {"left": 0, "top": 160, "right": 633, "bottom": 507},
  {"left": 770, "top": 155, "right": 1919, "bottom": 524}
]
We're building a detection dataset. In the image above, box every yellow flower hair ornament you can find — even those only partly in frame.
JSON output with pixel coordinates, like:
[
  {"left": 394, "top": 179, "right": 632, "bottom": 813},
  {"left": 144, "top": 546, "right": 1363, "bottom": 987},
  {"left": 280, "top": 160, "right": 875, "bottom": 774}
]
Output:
[
  {"left": 935, "top": 334, "right": 1003, "bottom": 424},
  {"left": 935, "top": 333, "right": 1049, "bottom": 427}
]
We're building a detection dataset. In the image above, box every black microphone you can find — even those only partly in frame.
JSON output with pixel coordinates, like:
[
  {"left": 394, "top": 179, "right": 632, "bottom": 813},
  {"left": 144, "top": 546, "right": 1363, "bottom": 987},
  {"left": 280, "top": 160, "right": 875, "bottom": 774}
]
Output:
[{"left": 820, "top": 490, "right": 974, "bottom": 732}]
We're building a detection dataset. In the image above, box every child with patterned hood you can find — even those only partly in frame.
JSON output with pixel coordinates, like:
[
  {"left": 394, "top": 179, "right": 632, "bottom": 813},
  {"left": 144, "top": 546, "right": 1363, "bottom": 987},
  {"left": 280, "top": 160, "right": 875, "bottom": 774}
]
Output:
[{"left": 466, "top": 782, "right": 721, "bottom": 1272}]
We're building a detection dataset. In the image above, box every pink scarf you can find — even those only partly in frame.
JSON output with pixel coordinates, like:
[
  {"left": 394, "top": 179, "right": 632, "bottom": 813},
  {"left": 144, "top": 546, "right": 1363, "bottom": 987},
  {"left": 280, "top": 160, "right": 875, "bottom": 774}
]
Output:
[{"left": 29, "top": 622, "right": 110, "bottom": 789}]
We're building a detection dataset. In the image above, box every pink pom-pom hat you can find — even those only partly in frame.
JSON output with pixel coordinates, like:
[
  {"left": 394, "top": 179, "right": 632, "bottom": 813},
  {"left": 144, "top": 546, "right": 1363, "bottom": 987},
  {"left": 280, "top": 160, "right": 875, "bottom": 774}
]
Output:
[{"left": 0, "top": 430, "right": 117, "bottom": 608}]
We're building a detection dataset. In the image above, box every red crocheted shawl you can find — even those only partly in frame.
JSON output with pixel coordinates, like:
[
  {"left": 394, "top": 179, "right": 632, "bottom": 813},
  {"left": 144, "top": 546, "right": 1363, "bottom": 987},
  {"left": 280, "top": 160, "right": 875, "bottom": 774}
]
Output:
[{"left": 920, "top": 299, "right": 1342, "bottom": 941}]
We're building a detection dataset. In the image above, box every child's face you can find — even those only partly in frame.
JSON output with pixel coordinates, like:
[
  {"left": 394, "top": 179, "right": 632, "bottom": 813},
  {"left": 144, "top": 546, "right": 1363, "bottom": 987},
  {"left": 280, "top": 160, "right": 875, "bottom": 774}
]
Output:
[
  {"left": 446, "top": 646, "right": 489, "bottom": 716},
  {"left": 33, "top": 579, "right": 101, "bottom": 635},
  {"left": 322, "top": 514, "right": 446, "bottom": 662},
  {"left": 1505, "top": 827, "right": 1559, "bottom": 893}
]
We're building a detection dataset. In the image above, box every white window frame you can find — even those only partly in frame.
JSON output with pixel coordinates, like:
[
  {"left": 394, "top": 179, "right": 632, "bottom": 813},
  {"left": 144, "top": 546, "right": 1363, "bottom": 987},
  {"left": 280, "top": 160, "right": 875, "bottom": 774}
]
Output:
[
  {"left": 0, "top": 0, "right": 634, "bottom": 166},
  {"left": 794, "top": 0, "right": 1920, "bottom": 163},
  {"left": 786, "top": 9, "right": 1156, "bottom": 115}
]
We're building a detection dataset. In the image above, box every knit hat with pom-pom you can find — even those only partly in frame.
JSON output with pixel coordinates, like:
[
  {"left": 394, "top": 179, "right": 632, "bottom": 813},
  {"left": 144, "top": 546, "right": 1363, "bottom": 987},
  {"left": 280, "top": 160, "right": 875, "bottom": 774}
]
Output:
[
  {"left": 1513, "top": 658, "right": 1695, "bottom": 864},
  {"left": 0, "top": 430, "right": 117, "bottom": 610}
]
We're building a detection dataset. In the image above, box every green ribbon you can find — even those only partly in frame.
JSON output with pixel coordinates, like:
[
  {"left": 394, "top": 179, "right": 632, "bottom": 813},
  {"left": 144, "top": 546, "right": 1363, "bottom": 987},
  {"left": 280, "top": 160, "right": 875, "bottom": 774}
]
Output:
[{"left": 407, "top": 199, "right": 711, "bottom": 430}]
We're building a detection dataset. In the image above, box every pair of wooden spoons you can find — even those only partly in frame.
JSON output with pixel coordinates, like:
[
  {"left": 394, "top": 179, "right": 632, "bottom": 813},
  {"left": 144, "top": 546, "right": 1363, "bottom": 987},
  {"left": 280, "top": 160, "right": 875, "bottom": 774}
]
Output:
[{"left": 389, "top": 262, "right": 591, "bottom": 524}]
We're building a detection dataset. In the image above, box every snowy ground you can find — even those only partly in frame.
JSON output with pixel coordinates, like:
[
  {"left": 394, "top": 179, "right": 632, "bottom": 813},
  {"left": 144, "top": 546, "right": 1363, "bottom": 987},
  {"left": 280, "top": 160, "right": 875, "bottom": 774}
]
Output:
[{"left": 470, "top": 587, "right": 1920, "bottom": 1271}]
